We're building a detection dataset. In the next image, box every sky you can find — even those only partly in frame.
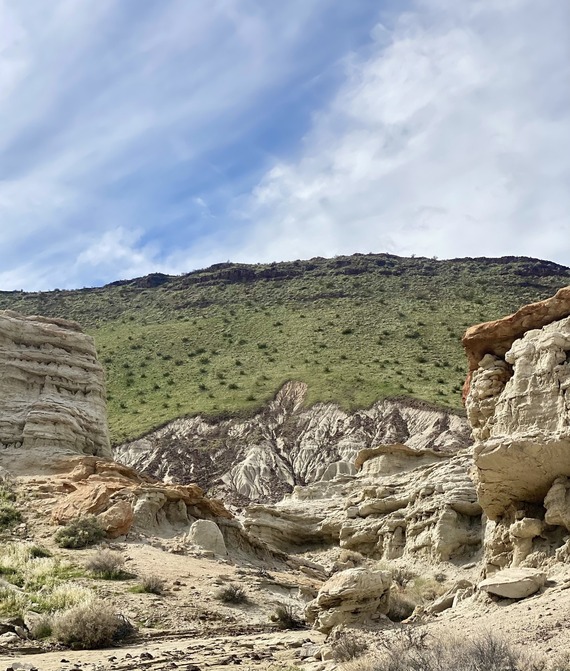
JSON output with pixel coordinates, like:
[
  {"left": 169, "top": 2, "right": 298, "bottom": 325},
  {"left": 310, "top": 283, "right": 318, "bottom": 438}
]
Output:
[{"left": 0, "top": 0, "right": 569, "bottom": 291}]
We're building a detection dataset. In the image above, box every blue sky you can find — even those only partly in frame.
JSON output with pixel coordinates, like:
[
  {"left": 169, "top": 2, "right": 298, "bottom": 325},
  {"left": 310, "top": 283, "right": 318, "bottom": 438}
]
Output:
[{"left": 1, "top": 0, "right": 569, "bottom": 290}]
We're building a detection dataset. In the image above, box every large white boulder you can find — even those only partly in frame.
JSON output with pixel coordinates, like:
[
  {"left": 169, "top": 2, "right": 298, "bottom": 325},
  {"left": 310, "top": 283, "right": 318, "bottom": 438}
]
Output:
[
  {"left": 478, "top": 568, "right": 546, "bottom": 599},
  {"left": 305, "top": 568, "right": 391, "bottom": 633},
  {"left": 187, "top": 519, "right": 227, "bottom": 557}
]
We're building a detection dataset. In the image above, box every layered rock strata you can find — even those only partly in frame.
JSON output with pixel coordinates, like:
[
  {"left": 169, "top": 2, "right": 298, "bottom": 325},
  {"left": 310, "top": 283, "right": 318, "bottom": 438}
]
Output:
[
  {"left": 244, "top": 443, "right": 482, "bottom": 562},
  {"left": 464, "top": 288, "right": 570, "bottom": 572},
  {"left": 0, "top": 310, "right": 110, "bottom": 461},
  {"left": 116, "top": 382, "right": 471, "bottom": 504}
]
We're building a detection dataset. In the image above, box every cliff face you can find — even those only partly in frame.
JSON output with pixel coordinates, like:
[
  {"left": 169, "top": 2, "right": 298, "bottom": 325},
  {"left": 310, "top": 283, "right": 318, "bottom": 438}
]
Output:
[
  {"left": 115, "top": 382, "right": 471, "bottom": 504},
  {"left": 0, "top": 310, "right": 110, "bottom": 460},
  {"left": 464, "top": 289, "right": 570, "bottom": 572}
]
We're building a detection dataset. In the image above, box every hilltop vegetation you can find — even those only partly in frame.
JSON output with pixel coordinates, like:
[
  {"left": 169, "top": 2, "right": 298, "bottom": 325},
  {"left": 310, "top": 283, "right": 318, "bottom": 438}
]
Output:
[{"left": 0, "top": 254, "right": 568, "bottom": 444}]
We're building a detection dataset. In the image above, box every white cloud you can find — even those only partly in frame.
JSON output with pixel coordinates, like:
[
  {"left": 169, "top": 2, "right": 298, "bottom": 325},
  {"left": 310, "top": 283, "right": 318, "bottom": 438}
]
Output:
[{"left": 233, "top": 0, "right": 570, "bottom": 265}]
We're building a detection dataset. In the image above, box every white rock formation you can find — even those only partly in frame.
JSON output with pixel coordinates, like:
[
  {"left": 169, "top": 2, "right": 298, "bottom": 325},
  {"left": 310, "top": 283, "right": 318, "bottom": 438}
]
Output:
[
  {"left": 0, "top": 310, "right": 110, "bottom": 464},
  {"left": 116, "top": 382, "right": 471, "bottom": 504},
  {"left": 244, "top": 444, "right": 482, "bottom": 562},
  {"left": 187, "top": 519, "right": 228, "bottom": 556},
  {"left": 464, "top": 297, "right": 570, "bottom": 572},
  {"left": 305, "top": 568, "right": 392, "bottom": 633}
]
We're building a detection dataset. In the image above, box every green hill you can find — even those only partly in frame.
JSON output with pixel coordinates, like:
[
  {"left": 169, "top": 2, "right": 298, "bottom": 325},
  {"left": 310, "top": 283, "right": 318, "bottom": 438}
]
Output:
[{"left": 1, "top": 254, "right": 568, "bottom": 444}]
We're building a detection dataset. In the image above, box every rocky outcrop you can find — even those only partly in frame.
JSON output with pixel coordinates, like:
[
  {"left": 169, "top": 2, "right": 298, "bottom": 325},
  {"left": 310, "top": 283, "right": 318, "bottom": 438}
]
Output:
[
  {"left": 305, "top": 568, "right": 392, "bottom": 633},
  {"left": 0, "top": 310, "right": 110, "bottom": 462},
  {"left": 462, "top": 285, "right": 570, "bottom": 397},
  {"left": 48, "top": 456, "right": 231, "bottom": 539},
  {"left": 464, "top": 288, "right": 570, "bottom": 571},
  {"left": 115, "top": 382, "right": 471, "bottom": 504},
  {"left": 244, "top": 443, "right": 481, "bottom": 562}
]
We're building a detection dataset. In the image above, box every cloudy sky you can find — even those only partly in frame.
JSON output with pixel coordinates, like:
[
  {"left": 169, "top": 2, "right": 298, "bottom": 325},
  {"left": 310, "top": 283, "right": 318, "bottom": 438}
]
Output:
[{"left": 1, "top": 0, "right": 569, "bottom": 290}]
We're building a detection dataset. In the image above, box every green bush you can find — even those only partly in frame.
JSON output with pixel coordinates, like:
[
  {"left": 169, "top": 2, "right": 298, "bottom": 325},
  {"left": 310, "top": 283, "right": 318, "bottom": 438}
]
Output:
[
  {"left": 54, "top": 516, "right": 105, "bottom": 549},
  {"left": 0, "top": 501, "right": 21, "bottom": 529}
]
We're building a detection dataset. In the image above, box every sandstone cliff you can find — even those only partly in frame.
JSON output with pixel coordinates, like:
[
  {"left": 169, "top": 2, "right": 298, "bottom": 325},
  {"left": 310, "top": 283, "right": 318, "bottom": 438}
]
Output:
[
  {"left": 115, "top": 382, "right": 471, "bottom": 504},
  {"left": 463, "top": 287, "right": 570, "bottom": 572},
  {"left": 0, "top": 310, "right": 110, "bottom": 464}
]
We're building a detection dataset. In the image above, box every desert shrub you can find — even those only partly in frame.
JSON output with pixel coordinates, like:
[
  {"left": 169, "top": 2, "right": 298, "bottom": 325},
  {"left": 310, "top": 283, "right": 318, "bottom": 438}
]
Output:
[
  {"left": 331, "top": 631, "right": 368, "bottom": 662},
  {"left": 0, "top": 484, "right": 16, "bottom": 502},
  {"left": 85, "top": 550, "right": 129, "bottom": 579},
  {"left": 28, "top": 614, "right": 53, "bottom": 640},
  {"left": 390, "top": 566, "right": 417, "bottom": 587},
  {"left": 358, "top": 631, "right": 546, "bottom": 671},
  {"left": 0, "top": 501, "right": 21, "bottom": 529},
  {"left": 29, "top": 545, "right": 52, "bottom": 559},
  {"left": 215, "top": 583, "right": 248, "bottom": 605},
  {"left": 130, "top": 575, "right": 165, "bottom": 595},
  {"left": 54, "top": 516, "right": 105, "bottom": 549},
  {"left": 52, "top": 601, "right": 136, "bottom": 649},
  {"left": 271, "top": 605, "right": 304, "bottom": 630}
]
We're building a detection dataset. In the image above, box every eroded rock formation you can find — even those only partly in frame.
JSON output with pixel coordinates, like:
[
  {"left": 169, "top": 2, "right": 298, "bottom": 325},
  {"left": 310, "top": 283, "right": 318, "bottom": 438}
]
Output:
[
  {"left": 305, "top": 568, "right": 392, "bottom": 633},
  {"left": 116, "top": 382, "right": 471, "bottom": 504},
  {"left": 0, "top": 310, "right": 110, "bottom": 462},
  {"left": 244, "top": 442, "right": 481, "bottom": 562},
  {"left": 464, "top": 288, "right": 570, "bottom": 572}
]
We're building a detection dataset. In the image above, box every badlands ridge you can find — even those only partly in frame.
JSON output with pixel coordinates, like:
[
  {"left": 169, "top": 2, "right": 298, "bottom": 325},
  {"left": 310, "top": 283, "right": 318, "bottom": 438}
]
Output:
[{"left": 1, "top": 288, "right": 570, "bottom": 667}]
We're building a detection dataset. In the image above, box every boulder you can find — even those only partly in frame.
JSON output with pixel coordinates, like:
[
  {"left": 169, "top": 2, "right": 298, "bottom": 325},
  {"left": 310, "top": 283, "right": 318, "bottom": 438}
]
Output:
[
  {"left": 98, "top": 500, "right": 134, "bottom": 538},
  {"left": 187, "top": 519, "right": 227, "bottom": 556},
  {"left": 305, "top": 568, "right": 391, "bottom": 633},
  {"left": 478, "top": 568, "right": 546, "bottom": 599}
]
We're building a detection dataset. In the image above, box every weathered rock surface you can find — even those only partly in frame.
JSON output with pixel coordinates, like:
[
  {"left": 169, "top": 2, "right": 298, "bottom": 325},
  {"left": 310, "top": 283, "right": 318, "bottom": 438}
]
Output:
[
  {"left": 305, "top": 568, "right": 392, "bottom": 633},
  {"left": 186, "top": 519, "right": 228, "bottom": 556},
  {"left": 0, "top": 310, "right": 110, "bottom": 462},
  {"left": 462, "top": 285, "right": 570, "bottom": 397},
  {"left": 49, "top": 456, "right": 231, "bottom": 537},
  {"left": 464, "top": 288, "right": 570, "bottom": 571},
  {"left": 478, "top": 568, "right": 546, "bottom": 599},
  {"left": 244, "top": 443, "right": 481, "bottom": 561},
  {"left": 116, "top": 382, "right": 471, "bottom": 504}
]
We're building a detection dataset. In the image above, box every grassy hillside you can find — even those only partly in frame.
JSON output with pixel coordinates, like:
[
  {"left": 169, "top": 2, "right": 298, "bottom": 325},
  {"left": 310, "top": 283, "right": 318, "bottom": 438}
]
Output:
[{"left": 1, "top": 254, "right": 568, "bottom": 444}]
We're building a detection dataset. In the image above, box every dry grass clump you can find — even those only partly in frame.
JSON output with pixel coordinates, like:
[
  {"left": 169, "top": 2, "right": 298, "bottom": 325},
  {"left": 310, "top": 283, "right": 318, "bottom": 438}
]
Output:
[
  {"left": 271, "top": 605, "right": 304, "bottom": 630},
  {"left": 54, "top": 516, "right": 105, "bottom": 549},
  {"left": 0, "top": 543, "right": 91, "bottom": 617},
  {"left": 331, "top": 630, "right": 369, "bottom": 662},
  {"left": 130, "top": 574, "right": 165, "bottom": 595},
  {"left": 215, "top": 583, "right": 248, "bottom": 605},
  {"left": 52, "top": 601, "right": 136, "bottom": 649},
  {"left": 85, "top": 550, "right": 130, "bottom": 580},
  {"left": 343, "top": 631, "right": 550, "bottom": 671}
]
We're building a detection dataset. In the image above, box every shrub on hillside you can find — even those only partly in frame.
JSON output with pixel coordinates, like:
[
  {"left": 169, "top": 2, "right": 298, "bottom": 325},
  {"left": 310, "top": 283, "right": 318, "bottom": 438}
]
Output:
[
  {"left": 52, "top": 601, "right": 136, "bottom": 649},
  {"left": 85, "top": 550, "right": 129, "bottom": 579},
  {"left": 130, "top": 574, "right": 165, "bottom": 595},
  {"left": 271, "top": 605, "right": 304, "bottom": 630},
  {"left": 348, "top": 631, "right": 548, "bottom": 671},
  {"left": 0, "top": 501, "right": 21, "bottom": 529},
  {"left": 54, "top": 516, "right": 105, "bottom": 549},
  {"left": 215, "top": 583, "right": 248, "bottom": 605}
]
